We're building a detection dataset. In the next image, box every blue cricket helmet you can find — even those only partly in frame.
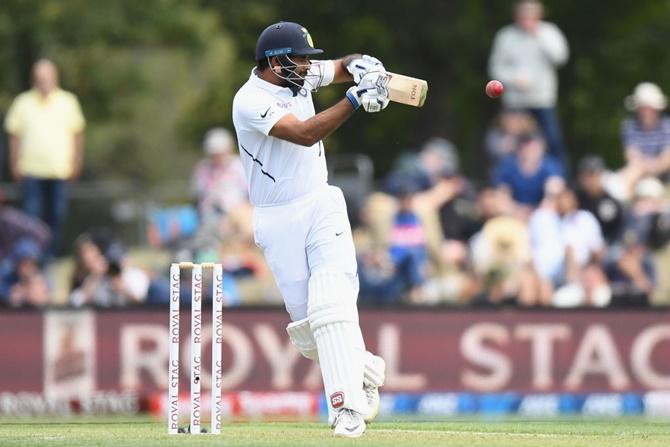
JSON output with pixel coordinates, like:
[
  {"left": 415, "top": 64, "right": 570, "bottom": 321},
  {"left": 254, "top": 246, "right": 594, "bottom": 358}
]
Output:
[{"left": 255, "top": 22, "right": 324, "bottom": 61}]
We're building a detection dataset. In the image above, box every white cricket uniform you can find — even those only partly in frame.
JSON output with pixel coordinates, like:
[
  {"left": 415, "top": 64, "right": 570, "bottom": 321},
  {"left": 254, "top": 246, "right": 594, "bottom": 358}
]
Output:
[{"left": 232, "top": 61, "right": 357, "bottom": 321}]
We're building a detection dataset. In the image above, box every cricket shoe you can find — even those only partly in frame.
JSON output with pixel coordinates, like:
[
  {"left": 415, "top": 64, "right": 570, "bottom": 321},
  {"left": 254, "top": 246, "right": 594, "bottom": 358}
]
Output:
[{"left": 332, "top": 409, "right": 366, "bottom": 438}]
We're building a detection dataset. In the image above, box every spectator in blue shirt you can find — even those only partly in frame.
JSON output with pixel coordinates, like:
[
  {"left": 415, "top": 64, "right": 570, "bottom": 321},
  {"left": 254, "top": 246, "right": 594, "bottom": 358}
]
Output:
[
  {"left": 621, "top": 82, "right": 670, "bottom": 182},
  {"left": 493, "top": 132, "right": 564, "bottom": 210}
]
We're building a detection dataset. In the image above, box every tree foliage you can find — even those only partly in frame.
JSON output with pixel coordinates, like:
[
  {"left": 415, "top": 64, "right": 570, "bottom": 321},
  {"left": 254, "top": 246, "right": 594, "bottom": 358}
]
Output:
[{"left": 2, "top": 0, "right": 670, "bottom": 183}]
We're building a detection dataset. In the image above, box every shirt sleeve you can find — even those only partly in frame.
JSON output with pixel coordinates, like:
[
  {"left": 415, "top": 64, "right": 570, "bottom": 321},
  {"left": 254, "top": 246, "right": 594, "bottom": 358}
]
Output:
[
  {"left": 310, "top": 60, "right": 335, "bottom": 88},
  {"left": 488, "top": 28, "right": 516, "bottom": 85},
  {"left": 69, "top": 95, "right": 86, "bottom": 132},
  {"left": 235, "top": 91, "right": 289, "bottom": 137},
  {"left": 4, "top": 97, "right": 23, "bottom": 135},
  {"left": 537, "top": 22, "right": 569, "bottom": 66}
]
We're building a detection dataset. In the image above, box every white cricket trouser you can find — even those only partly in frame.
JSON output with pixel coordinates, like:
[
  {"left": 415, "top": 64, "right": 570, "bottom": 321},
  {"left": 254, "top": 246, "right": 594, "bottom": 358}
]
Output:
[{"left": 252, "top": 184, "right": 358, "bottom": 321}]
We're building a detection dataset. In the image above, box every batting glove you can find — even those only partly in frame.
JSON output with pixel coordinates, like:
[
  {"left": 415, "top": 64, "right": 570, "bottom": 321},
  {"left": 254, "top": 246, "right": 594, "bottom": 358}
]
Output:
[
  {"left": 346, "top": 69, "right": 390, "bottom": 113},
  {"left": 346, "top": 54, "right": 386, "bottom": 84}
]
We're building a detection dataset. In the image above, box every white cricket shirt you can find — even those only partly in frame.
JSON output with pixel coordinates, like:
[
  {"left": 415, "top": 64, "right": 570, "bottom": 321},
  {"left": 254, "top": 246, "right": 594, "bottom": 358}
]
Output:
[{"left": 232, "top": 61, "right": 335, "bottom": 206}]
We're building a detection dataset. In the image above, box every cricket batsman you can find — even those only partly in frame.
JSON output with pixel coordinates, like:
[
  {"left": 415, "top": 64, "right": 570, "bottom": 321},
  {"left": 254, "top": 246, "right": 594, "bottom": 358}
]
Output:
[{"left": 232, "top": 21, "right": 387, "bottom": 437}]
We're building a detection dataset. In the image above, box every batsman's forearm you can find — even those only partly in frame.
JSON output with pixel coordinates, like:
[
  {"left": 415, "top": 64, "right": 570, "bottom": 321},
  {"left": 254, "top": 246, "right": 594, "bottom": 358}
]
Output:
[
  {"left": 299, "top": 99, "right": 356, "bottom": 145},
  {"left": 332, "top": 54, "right": 361, "bottom": 84}
]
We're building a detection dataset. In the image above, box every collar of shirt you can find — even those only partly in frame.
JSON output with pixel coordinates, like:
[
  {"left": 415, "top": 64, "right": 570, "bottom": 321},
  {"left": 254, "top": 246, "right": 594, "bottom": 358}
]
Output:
[
  {"left": 29, "top": 87, "right": 63, "bottom": 104},
  {"left": 249, "top": 68, "right": 294, "bottom": 96}
]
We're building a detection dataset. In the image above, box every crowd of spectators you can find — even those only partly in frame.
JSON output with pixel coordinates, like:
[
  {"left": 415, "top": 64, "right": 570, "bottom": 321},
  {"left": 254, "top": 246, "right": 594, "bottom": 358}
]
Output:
[{"left": 2, "top": 0, "right": 670, "bottom": 309}]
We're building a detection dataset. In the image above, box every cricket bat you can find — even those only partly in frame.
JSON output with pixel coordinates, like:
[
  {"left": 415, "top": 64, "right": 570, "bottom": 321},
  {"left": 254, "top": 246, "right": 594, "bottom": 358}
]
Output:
[{"left": 386, "top": 72, "right": 428, "bottom": 107}]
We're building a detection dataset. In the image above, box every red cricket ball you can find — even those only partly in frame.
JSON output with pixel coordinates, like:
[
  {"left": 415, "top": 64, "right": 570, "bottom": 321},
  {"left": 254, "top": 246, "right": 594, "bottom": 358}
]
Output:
[{"left": 486, "top": 80, "right": 504, "bottom": 98}]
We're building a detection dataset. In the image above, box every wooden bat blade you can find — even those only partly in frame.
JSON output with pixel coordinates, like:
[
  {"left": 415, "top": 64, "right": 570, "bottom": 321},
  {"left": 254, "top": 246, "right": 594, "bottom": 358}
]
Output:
[{"left": 386, "top": 72, "right": 428, "bottom": 107}]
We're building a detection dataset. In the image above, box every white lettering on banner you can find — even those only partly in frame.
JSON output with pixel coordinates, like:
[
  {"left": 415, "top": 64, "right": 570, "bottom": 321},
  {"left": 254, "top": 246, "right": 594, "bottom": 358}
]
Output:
[
  {"left": 460, "top": 323, "right": 511, "bottom": 390},
  {"left": 631, "top": 324, "right": 670, "bottom": 388},
  {"left": 564, "top": 325, "right": 630, "bottom": 390},
  {"left": 120, "top": 325, "right": 167, "bottom": 389},
  {"left": 378, "top": 324, "right": 427, "bottom": 390},
  {"left": 253, "top": 324, "right": 302, "bottom": 389},
  {"left": 111, "top": 318, "right": 669, "bottom": 393},
  {"left": 515, "top": 324, "right": 571, "bottom": 390},
  {"left": 178, "top": 324, "right": 254, "bottom": 390}
]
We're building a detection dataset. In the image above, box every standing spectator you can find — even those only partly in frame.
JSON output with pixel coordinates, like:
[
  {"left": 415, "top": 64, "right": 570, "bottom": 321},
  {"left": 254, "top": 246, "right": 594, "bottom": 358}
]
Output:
[
  {"left": 489, "top": 0, "right": 569, "bottom": 170},
  {"left": 576, "top": 156, "right": 625, "bottom": 244},
  {"left": 492, "top": 132, "right": 564, "bottom": 211},
  {"left": 4, "top": 59, "right": 85, "bottom": 257},
  {"left": 620, "top": 83, "right": 670, "bottom": 184},
  {"left": 191, "top": 127, "right": 248, "bottom": 221}
]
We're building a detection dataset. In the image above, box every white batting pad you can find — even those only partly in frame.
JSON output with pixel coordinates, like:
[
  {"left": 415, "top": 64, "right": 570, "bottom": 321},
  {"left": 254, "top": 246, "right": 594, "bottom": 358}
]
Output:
[
  {"left": 286, "top": 317, "right": 319, "bottom": 361},
  {"left": 308, "top": 271, "right": 367, "bottom": 415},
  {"left": 363, "top": 351, "right": 386, "bottom": 388}
]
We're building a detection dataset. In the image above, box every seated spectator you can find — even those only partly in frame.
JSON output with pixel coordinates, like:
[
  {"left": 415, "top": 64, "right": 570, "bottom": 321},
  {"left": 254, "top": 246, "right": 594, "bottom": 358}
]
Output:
[
  {"left": 470, "top": 215, "right": 540, "bottom": 306},
  {"left": 1, "top": 238, "right": 49, "bottom": 307},
  {"left": 484, "top": 108, "right": 537, "bottom": 164},
  {"left": 418, "top": 137, "right": 460, "bottom": 187},
  {"left": 191, "top": 127, "right": 248, "bottom": 221},
  {"left": 358, "top": 179, "right": 429, "bottom": 304},
  {"left": 606, "top": 178, "right": 667, "bottom": 303},
  {"left": 605, "top": 231, "right": 655, "bottom": 306},
  {"left": 576, "top": 156, "right": 625, "bottom": 244},
  {"left": 492, "top": 132, "right": 565, "bottom": 212},
  {"left": 620, "top": 83, "right": 670, "bottom": 186},
  {"left": 531, "top": 188, "right": 610, "bottom": 307},
  {"left": 411, "top": 138, "right": 479, "bottom": 280},
  {"left": 69, "top": 233, "right": 150, "bottom": 307}
]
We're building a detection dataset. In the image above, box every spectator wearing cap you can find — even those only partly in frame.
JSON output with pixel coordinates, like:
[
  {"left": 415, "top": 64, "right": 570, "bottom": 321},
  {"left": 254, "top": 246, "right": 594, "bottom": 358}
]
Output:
[
  {"left": 488, "top": 0, "right": 570, "bottom": 171},
  {"left": 576, "top": 156, "right": 625, "bottom": 244},
  {"left": 492, "top": 131, "right": 565, "bottom": 212},
  {"left": 413, "top": 138, "right": 479, "bottom": 262},
  {"left": 191, "top": 127, "right": 248, "bottom": 221},
  {"left": 621, "top": 82, "right": 670, "bottom": 184},
  {"left": 0, "top": 238, "right": 50, "bottom": 307},
  {"left": 4, "top": 59, "right": 85, "bottom": 257}
]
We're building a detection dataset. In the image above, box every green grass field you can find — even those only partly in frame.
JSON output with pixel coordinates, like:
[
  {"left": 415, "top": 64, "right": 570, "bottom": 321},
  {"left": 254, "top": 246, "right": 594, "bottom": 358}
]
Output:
[{"left": 1, "top": 417, "right": 668, "bottom": 447}]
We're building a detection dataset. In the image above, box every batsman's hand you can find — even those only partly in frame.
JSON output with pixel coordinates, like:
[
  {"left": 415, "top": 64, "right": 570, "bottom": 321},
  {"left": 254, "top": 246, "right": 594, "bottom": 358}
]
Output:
[
  {"left": 346, "top": 54, "right": 386, "bottom": 84},
  {"left": 346, "top": 69, "right": 390, "bottom": 113}
]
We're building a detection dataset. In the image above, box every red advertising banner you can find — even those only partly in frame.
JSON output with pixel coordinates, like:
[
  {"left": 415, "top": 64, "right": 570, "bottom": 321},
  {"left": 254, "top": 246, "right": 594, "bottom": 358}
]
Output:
[{"left": 1, "top": 309, "right": 669, "bottom": 398}]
